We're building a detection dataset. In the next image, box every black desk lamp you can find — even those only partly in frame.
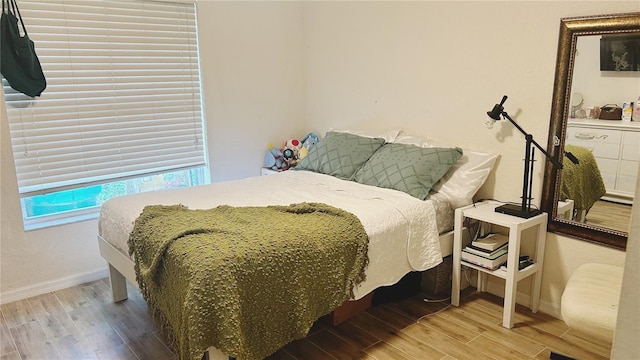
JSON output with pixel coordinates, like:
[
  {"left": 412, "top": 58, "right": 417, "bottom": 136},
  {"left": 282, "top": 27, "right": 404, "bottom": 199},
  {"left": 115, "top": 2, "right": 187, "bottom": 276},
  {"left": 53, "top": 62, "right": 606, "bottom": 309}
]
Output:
[{"left": 486, "top": 95, "right": 569, "bottom": 218}]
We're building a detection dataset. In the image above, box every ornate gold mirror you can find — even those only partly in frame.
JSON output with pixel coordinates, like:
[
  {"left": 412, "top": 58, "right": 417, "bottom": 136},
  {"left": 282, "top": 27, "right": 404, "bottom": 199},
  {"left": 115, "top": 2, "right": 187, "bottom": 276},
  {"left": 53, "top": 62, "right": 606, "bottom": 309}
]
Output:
[{"left": 542, "top": 12, "right": 640, "bottom": 250}]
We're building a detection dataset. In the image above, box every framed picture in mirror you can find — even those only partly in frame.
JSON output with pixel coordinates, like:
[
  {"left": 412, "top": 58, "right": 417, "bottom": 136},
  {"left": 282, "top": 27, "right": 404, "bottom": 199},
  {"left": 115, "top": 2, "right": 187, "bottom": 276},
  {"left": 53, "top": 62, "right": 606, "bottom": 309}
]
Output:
[{"left": 600, "top": 34, "right": 640, "bottom": 71}]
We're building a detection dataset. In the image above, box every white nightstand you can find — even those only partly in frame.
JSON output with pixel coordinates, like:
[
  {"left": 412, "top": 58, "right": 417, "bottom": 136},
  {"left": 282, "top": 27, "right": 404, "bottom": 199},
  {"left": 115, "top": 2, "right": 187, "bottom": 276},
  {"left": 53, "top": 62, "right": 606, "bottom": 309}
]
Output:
[
  {"left": 556, "top": 199, "right": 574, "bottom": 220},
  {"left": 451, "top": 201, "right": 548, "bottom": 329}
]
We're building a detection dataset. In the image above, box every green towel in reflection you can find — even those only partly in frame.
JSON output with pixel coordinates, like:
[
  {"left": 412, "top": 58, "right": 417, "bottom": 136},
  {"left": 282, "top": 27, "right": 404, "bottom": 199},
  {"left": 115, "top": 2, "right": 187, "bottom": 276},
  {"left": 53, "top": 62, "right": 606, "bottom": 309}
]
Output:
[{"left": 561, "top": 144, "right": 606, "bottom": 213}]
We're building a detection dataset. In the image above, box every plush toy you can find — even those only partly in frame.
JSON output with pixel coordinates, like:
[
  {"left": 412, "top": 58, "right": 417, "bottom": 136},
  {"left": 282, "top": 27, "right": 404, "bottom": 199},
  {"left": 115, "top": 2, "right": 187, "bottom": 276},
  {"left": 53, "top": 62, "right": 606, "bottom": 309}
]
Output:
[
  {"left": 285, "top": 138, "right": 302, "bottom": 151},
  {"left": 264, "top": 134, "right": 320, "bottom": 171},
  {"left": 282, "top": 148, "right": 296, "bottom": 167},
  {"left": 264, "top": 144, "right": 286, "bottom": 171},
  {"left": 299, "top": 132, "right": 320, "bottom": 159},
  {"left": 298, "top": 146, "right": 308, "bottom": 160},
  {"left": 282, "top": 139, "right": 302, "bottom": 168},
  {"left": 301, "top": 132, "right": 319, "bottom": 148}
]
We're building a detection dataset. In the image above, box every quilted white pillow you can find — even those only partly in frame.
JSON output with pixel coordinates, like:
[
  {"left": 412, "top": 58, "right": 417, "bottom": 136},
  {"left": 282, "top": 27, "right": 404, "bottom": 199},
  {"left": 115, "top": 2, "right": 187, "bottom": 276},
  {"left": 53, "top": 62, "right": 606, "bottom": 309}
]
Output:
[
  {"left": 394, "top": 134, "right": 499, "bottom": 209},
  {"left": 431, "top": 151, "right": 499, "bottom": 209},
  {"left": 329, "top": 128, "right": 402, "bottom": 143},
  {"left": 393, "top": 133, "right": 432, "bottom": 147}
]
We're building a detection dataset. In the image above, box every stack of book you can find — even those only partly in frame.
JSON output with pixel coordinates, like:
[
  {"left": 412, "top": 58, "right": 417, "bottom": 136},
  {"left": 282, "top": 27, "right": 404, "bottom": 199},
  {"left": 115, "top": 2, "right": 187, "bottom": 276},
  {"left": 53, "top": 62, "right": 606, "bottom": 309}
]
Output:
[{"left": 461, "top": 233, "right": 509, "bottom": 270}]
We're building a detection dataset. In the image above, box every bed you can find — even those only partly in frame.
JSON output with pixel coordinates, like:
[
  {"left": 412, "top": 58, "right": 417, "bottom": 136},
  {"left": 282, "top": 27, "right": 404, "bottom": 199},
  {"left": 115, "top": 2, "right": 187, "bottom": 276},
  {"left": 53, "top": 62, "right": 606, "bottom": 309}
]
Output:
[{"left": 98, "top": 130, "right": 498, "bottom": 360}]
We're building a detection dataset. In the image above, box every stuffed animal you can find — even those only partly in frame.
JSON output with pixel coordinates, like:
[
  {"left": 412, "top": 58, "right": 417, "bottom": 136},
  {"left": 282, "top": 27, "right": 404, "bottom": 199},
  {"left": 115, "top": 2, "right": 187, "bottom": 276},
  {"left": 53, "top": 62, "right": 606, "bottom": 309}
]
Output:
[
  {"left": 264, "top": 144, "right": 286, "bottom": 171},
  {"left": 264, "top": 134, "right": 320, "bottom": 170},
  {"left": 298, "top": 146, "right": 309, "bottom": 160},
  {"left": 282, "top": 139, "right": 302, "bottom": 168},
  {"left": 285, "top": 138, "right": 302, "bottom": 151},
  {"left": 299, "top": 132, "right": 320, "bottom": 159},
  {"left": 301, "top": 132, "right": 319, "bottom": 148}
]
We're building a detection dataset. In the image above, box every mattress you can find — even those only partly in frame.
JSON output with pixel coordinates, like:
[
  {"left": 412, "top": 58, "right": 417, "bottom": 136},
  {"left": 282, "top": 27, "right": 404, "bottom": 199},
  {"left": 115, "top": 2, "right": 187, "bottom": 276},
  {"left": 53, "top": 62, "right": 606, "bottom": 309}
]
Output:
[{"left": 98, "top": 170, "right": 454, "bottom": 299}]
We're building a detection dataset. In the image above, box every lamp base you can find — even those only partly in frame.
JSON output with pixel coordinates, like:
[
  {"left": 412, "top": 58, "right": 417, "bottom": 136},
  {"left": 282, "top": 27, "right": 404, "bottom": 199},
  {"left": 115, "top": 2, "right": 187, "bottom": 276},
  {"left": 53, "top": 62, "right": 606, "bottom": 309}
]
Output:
[{"left": 494, "top": 203, "right": 542, "bottom": 219}]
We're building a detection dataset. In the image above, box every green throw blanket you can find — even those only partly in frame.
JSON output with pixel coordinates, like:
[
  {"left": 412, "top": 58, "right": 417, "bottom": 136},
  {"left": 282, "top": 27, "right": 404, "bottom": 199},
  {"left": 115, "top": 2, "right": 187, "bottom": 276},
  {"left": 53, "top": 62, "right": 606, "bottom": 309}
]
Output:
[
  {"left": 561, "top": 144, "right": 607, "bottom": 213},
  {"left": 129, "top": 202, "right": 369, "bottom": 360}
]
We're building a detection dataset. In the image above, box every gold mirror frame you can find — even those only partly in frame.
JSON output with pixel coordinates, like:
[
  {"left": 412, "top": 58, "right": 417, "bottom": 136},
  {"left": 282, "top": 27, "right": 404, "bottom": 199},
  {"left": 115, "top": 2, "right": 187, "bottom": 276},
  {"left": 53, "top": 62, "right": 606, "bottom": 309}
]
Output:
[{"left": 541, "top": 12, "right": 640, "bottom": 250}]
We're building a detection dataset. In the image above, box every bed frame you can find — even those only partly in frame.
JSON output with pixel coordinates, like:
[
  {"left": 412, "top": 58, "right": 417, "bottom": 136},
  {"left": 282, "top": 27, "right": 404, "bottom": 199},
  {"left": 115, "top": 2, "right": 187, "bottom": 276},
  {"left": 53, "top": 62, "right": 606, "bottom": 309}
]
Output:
[{"left": 98, "top": 229, "right": 454, "bottom": 359}]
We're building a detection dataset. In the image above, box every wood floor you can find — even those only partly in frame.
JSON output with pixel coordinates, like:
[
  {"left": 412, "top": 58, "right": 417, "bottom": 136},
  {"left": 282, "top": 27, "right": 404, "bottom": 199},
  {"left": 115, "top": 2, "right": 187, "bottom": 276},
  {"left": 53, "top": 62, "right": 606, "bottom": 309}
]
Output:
[
  {"left": 0, "top": 278, "right": 612, "bottom": 360},
  {"left": 586, "top": 200, "right": 632, "bottom": 233}
]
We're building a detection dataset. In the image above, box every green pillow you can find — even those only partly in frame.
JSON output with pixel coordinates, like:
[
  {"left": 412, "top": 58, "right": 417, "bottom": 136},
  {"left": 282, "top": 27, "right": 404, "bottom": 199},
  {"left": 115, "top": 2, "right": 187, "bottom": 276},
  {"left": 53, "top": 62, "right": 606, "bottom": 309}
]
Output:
[
  {"left": 353, "top": 143, "right": 463, "bottom": 200},
  {"left": 295, "top": 131, "right": 386, "bottom": 179}
]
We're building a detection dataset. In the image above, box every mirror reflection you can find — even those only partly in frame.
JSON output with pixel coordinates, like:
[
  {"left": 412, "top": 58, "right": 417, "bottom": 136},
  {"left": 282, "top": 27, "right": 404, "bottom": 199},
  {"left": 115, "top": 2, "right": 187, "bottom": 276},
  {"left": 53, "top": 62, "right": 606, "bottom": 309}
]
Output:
[
  {"left": 542, "top": 13, "right": 640, "bottom": 250},
  {"left": 561, "top": 34, "right": 638, "bottom": 234}
]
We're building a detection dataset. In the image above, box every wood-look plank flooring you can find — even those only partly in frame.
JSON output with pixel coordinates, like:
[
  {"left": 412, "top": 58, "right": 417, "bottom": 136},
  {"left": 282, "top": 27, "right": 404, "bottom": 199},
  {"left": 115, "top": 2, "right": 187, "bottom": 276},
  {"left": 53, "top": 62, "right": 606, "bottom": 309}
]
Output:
[
  {"left": 585, "top": 199, "right": 632, "bottom": 233},
  {"left": 0, "top": 279, "right": 611, "bottom": 360}
]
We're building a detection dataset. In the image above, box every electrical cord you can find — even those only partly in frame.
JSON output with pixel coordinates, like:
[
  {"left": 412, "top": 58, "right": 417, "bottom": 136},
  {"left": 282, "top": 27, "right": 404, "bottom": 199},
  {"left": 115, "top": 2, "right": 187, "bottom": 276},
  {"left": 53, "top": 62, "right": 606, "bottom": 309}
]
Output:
[
  {"left": 475, "top": 198, "right": 539, "bottom": 210},
  {"left": 423, "top": 296, "right": 450, "bottom": 303},
  {"left": 417, "top": 303, "right": 452, "bottom": 321},
  {"left": 419, "top": 266, "right": 473, "bottom": 321},
  {"left": 417, "top": 278, "right": 476, "bottom": 323},
  {"left": 463, "top": 264, "right": 472, "bottom": 285}
]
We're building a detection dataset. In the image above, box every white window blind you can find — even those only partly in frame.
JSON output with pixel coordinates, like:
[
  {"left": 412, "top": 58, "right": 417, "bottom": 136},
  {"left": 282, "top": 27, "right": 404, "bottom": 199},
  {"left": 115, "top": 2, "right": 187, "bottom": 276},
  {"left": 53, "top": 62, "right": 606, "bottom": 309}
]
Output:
[{"left": 4, "top": 0, "right": 205, "bottom": 197}]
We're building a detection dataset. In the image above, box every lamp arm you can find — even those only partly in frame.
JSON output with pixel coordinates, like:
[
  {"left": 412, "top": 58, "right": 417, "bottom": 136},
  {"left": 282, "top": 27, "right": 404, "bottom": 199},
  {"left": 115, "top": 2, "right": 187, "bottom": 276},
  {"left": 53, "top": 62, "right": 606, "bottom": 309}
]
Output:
[{"left": 501, "top": 112, "right": 563, "bottom": 169}]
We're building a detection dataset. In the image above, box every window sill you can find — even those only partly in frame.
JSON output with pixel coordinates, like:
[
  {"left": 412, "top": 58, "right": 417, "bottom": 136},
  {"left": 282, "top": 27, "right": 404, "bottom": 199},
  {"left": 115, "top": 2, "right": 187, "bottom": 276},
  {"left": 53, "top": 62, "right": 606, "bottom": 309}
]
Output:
[{"left": 23, "top": 207, "right": 100, "bottom": 231}]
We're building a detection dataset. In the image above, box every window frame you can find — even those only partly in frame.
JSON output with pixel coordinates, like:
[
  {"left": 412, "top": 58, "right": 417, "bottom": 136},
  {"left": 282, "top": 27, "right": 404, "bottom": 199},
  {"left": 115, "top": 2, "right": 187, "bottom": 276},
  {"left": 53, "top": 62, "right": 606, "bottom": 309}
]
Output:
[{"left": 2, "top": 0, "right": 209, "bottom": 229}]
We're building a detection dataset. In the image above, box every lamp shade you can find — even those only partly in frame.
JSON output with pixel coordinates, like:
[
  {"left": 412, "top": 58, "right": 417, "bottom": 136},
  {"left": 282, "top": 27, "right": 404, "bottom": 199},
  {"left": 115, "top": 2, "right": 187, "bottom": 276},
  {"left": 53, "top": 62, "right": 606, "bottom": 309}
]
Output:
[{"left": 487, "top": 95, "right": 508, "bottom": 120}]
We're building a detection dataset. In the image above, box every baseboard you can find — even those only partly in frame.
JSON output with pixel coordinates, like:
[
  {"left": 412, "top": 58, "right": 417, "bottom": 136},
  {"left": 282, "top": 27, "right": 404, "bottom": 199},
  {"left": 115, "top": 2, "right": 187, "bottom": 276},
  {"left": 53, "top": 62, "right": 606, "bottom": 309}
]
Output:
[
  {"left": 486, "top": 281, "right": 562, "bottom": 320},
  {"left": 0, "top": 267, "right": 108, "bottom": 305},
  {"left": 0, "top": 268, "right": 564, "bottom": 319}
]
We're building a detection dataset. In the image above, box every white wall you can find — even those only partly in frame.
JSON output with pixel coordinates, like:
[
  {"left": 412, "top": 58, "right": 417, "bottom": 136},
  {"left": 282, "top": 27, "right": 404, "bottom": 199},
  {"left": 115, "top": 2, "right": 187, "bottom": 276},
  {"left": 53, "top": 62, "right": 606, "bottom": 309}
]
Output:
[
  {"left": 198, "top": 1, "right": 306, "bottom": 182},
  {"left": 571, "top": 35, "right": 640, "bottom": 110},
  {"left": 1, "top": 1, "right": 638, "bottom": 322}
]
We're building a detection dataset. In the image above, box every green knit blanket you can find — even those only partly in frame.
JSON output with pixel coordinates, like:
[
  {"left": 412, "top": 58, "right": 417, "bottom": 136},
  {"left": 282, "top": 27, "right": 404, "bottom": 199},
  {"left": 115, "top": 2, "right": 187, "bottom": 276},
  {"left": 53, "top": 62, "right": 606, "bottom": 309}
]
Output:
[
  {"left": 128, "top": 202, "right": 369, "bottom": 360},
  {"left": 561, "top": 144, "right": 607, "bottom": 213}
]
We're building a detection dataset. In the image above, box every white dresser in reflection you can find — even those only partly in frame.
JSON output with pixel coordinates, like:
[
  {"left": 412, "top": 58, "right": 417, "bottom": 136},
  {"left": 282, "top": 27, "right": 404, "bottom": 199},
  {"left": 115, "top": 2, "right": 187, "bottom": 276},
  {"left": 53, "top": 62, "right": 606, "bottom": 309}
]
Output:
[{"left": 566, "top": 118, "right": 640, "bottom": 204}]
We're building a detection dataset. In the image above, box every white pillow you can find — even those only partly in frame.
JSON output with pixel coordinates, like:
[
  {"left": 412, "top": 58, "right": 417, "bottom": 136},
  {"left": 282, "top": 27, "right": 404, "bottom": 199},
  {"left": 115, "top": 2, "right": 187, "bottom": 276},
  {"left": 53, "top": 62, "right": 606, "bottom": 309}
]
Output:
[
  {"left": 329, "top": 128, "right": 401, "bottom": 143},
  {"left": 393, "top": 133, "right": 433, "bottom": 147},
  {"left": 394, "top": 134, "right": 499, "bottom": 208},
  {"left": 431, "top": 150, "right": 499, "bottom": 209}
]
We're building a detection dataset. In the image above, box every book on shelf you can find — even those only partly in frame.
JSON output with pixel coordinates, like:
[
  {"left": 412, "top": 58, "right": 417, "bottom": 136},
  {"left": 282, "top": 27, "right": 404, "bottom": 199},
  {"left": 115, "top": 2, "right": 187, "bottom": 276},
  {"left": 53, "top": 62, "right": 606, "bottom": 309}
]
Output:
[
  {"left": 460, "top": 251, "right": 507, "bottom": 270},
  {"left": 463, "top": 242, "right": 508, "bottom": 259},
  {"left": 472, "top": 233, "right": 509, "bottom": 251}
]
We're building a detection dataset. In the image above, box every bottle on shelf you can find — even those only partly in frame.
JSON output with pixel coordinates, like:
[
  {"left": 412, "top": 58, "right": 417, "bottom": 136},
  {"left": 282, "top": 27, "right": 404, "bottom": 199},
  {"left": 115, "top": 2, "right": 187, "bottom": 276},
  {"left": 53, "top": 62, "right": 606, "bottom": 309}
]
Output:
[
  {"left": 633, "top": 97, "right": 640, "bottom": 121},
  {"left": 622, "top": 102, "right": 633, "bottom": 122}
]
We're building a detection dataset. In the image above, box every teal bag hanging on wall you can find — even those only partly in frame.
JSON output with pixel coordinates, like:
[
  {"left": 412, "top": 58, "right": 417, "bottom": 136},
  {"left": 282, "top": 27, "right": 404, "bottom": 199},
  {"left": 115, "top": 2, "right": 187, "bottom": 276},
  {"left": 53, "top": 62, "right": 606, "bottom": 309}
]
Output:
[{"left": 1, "top": 0, "right": 46, "bottom": 97}]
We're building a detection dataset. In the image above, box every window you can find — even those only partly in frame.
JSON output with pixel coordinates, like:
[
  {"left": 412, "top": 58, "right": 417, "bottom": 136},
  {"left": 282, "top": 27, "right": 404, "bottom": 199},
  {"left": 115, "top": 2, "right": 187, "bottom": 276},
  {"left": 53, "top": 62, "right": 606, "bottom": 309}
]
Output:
[{"left": 3, "top": 0, "right": 207, "bottom": 230}]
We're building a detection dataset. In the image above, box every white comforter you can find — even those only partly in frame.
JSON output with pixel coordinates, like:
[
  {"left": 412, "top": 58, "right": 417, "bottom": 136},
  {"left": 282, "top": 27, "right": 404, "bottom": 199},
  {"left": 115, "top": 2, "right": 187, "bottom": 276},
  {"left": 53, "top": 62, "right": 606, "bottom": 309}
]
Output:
[{"left": 98, "top": 170, "right": 447, "bottom": 299}]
